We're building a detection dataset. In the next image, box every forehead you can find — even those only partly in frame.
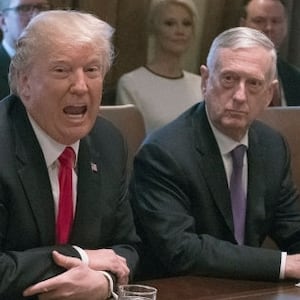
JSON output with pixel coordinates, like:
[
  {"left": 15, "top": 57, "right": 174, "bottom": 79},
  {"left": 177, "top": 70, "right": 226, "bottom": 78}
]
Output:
[
  {"left": 247, "top": 0, "right": 285, "bottom": 17},
  {"left": 160, "top": 3, "right": 192, "bottom": 19},
  {"left": 37, "top": 39, "right": 102, "bottom": 61},
  {"left": 217, "top": 47, "right": 271, "bottom": 76}
]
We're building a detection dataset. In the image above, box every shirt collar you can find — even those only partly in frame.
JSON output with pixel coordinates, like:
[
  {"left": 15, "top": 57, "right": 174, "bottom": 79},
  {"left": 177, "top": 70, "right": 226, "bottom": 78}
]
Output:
[
  {"left": 27, "top": 113, "right": 79, "bottom": 167},
  {"left": 2, "top": 40, "right": 15, "bottom": 58}
]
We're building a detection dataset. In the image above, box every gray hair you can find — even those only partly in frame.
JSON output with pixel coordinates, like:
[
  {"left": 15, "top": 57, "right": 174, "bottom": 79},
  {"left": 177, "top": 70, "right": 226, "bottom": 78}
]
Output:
[
  {"left": 148, "top": 0, "right": 198, "bottom": 35},
  {"left": 9, "top": 10, "right": 115, "bottom": 94},
  {"left": 206, "top": 27, "right": 277, "bottom": 82}
]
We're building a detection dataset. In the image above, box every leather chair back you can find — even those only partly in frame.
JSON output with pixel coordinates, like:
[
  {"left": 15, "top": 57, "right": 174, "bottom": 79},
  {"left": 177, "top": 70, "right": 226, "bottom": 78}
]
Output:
[
  {"left": 258, "top": 107, "right": 300, "bottom": 190},
  {"left": 258, "top": 107, "right": 300, "bottom": 249},
  {"left": 99, "top": 104, "right": 146, "bottom": 173}
]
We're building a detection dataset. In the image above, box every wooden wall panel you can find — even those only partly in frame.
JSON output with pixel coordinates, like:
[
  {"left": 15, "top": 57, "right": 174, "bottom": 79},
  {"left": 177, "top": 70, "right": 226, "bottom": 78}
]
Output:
[
  {"left": 50, "top": 0, "right": 73, "bottom": 9},
  {"left": 111, "top": 0, "right": 150, "bottom": 88},
  {"left": 198, "top": 0, "right": 243, "bottom": 68},
  {"left": 75, "top": 0, "right": 118, "bottom": 27},
  {"left": 70, "top": 0, "right": 150, "bottom": 95}
]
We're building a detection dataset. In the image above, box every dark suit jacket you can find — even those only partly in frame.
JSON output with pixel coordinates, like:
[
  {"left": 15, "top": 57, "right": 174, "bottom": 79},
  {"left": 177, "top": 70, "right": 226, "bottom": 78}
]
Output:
[
  {"left": 0, "top": 44, "right": 10, "bottom": 100},
  {"left": 277, "top": 57, "right": 300, "bottom": 106},
  {"left": 131, "top": 102, "right": 300, "bottom": 281},
  {"left": 0, "top": 95, "right": 140, "bottom": 299}
]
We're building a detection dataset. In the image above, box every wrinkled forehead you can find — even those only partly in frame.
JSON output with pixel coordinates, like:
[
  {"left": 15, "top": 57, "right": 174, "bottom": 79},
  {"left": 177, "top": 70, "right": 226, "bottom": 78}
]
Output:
[
  {"left": 215, "top": 46, "right": 275, "bottom": 80},
  {"left": 247, "top": 0, "right": 286, "bottom": 17}
]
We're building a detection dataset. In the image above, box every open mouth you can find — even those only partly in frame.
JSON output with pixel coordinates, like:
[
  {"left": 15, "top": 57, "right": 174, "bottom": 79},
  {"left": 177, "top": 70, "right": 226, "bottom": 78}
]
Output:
[{"left": 63, "top": 105, "right": 87, "bottom": 117}]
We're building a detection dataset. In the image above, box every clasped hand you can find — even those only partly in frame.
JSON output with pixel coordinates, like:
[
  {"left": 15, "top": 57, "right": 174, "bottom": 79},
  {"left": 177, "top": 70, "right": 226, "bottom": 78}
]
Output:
[{"left": 23, "top": 249, "right": 129, "bottom": 299}]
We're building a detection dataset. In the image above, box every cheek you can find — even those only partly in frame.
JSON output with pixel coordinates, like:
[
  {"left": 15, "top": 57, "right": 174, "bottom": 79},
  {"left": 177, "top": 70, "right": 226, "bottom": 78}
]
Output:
[
  {"left": 247, "top": 94, "right": 268, "bottom": 116},
  {"left": 206, "top": 81, "right": 224, "bottom": 99},
  {"left": 185, "top": 27, "right": 194, "bottom": 39},
  {"left": 158, "top": 28, "right": 173, "bottom": 41}
]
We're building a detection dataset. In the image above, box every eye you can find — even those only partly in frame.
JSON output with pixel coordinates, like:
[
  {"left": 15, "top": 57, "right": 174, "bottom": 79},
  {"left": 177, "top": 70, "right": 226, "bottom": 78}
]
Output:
[
  {"left": 51, "top": 66, "right": 70, "bottom": 78},
  {"left": 54, "top": 67, "right": 67, "bottom": 73},
  {"left": 252, "top": 17, "right": 266, "bottom": 26},
  {"left": 164, "top": 20, "right": 176, "bottom": 27},
  {"left": 85, "top": 65, "right": 102, "bottom": 78},
  {"left": 272, "top": 17, "right": 284, "bottom": 25},
  {"left": 246, "top": 78, "right": 264, "bottom": 93},
  {"left": 182, "top": 20, "right": 193, "bottom": 27},
  {"left": 220, "top": 73, "right": 237, "bottom": 88}
]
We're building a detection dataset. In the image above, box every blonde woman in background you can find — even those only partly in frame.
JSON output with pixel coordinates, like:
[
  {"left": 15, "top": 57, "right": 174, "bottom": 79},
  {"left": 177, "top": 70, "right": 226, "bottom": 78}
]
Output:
[{"left": 117, "top": 0, "right": 202, "bottom": 135}]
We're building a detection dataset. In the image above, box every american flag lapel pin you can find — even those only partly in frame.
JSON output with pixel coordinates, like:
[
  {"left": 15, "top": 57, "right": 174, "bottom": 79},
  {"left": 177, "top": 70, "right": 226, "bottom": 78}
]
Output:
[{"left": 90, "top": 162, "right": 98, "bottom": 173}]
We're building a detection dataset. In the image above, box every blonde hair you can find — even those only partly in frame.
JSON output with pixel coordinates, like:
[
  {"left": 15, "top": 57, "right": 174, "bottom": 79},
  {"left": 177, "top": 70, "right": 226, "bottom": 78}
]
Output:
[
  {"left": 9, "top": 10, "right": 115, "bottom": 95},
  {"left": 148, "top": 0, "right": 198, "bottom": 35}
]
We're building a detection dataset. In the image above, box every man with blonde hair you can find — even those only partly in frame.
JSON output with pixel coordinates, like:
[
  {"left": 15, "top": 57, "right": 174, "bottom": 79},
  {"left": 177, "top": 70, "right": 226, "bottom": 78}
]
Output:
[{"left": 0, "top": 10, "right": 140, "bottom": 299}]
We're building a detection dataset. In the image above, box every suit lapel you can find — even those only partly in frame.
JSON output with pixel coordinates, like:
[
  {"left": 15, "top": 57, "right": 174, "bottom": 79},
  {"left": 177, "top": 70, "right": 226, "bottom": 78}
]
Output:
[
  {"left": 13, "top": 99, "right": 56, "bottom": 245},
  {"left": 71, "top": 136, "right": 103, "bottom": 246},
  {"left": 193, "top": 105, "right": 267, "bottom": 244},
  {"left": 193, "top": 104, "right": 234, "bottom": 234},
  {"left": 244, "top": 126, "right": 266, "bottom": 245}
]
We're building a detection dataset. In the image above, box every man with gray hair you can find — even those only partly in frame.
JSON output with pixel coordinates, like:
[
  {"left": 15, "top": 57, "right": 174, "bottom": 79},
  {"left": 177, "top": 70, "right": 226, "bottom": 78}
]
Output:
[
  {"left": 0, "top": 9, "right": 140, "bottom": 300},
  {"left": 130, "top": 26, "right": 300, "bottom": 281}
]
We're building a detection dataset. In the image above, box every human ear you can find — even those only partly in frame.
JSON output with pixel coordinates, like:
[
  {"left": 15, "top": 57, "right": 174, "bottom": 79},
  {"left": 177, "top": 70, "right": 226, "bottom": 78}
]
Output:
[
  {"left": 200, "top": 65, "right": 209, "bottom": 94},
  {"left": 265, "top": 79, "right": 279, "bottom": 108}
]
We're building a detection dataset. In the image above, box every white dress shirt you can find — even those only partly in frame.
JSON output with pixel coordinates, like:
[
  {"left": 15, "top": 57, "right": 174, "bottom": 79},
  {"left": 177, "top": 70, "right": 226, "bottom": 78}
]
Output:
[{"left": 28, "top": 114, "right": 79, "bottom": 219}]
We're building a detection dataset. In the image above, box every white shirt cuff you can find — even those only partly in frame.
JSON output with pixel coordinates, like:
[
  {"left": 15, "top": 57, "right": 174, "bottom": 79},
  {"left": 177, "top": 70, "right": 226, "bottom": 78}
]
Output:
[
  {"left": 101, "top": 271, "right": 118, "bottom": 299},
  {"left": 280, "top": 251, "right": 287, "bottom": 279},
  {"left": 72, "top": 245, "right": 89, "bottom": 265},
  {"left": 72, "top": 247, "right": 117, "bottom": 298}
]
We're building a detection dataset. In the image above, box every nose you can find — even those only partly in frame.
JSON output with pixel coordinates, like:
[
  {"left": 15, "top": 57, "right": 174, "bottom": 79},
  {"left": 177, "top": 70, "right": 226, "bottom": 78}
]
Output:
[
  {"left": 233, "top": 81, "right": 247, "bottom": 103},
  {"left": 174, "top": 23, "right": 186, "bottom": 35},
  {"left": 70, "top": 70, "right": 88, "bottom": 94},
  {"left": 262, "top": 20, "right": 274, "bottom": 35}
]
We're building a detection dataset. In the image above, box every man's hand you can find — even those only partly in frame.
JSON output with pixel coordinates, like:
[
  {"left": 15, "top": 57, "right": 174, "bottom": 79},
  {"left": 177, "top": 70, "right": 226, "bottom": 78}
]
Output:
[
  {"left": 85, "top": 248, "right": 130, "bottom": 284},
  {"left": 285, "top": 254, "right": 300, "bottom": 279},
  {"left": 23, "top": 251, "right": 110, "bottom": 300}
]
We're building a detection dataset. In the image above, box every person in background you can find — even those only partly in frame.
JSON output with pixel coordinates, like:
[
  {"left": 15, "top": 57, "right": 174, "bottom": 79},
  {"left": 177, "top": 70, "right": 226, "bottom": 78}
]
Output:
[
  {"left": 240, "top": 0, "right": 300, "bottom": 106},
  {"left": 0, "top": 10, "right": 140, "bottom": 299},
  {"left": 0, "top": 0, "right": 50, "bottom": 100},
  {"left": 130, "top": 27, "right": 300, "bottom": 281},
  {"left": 116, "top": 0, "right": 202, "bottom": 135}
]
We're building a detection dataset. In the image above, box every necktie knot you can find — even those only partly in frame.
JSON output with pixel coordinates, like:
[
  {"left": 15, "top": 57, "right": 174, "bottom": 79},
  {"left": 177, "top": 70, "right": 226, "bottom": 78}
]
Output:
[
  {"left": 231, "top": 145, "right": 246, "bottom": 169},
  {"left": 59, "top": 147, "right": 75, "bottom": 169}
]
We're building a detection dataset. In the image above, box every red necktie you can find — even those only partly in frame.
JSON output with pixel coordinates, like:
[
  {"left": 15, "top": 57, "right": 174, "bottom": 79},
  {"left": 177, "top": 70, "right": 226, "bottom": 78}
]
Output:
[{"left": 56, "top": 147, "right": 75, "bottom": 244}]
